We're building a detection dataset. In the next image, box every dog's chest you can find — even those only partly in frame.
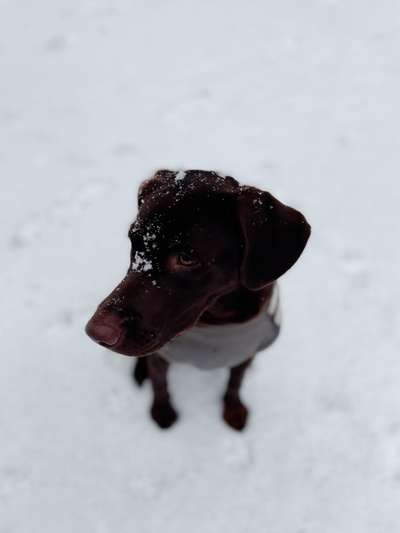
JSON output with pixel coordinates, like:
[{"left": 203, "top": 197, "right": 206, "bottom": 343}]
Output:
[{"left": 160, "top": 286, "right": 281, "bottom": 370}]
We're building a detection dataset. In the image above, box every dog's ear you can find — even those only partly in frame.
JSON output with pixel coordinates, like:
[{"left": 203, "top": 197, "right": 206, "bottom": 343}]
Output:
[
  {"left": 238, "top": 186, "right": 311, "bottom": 290},
  {"left": 138, "top": 169, "right": 176, "bottom": 208}
]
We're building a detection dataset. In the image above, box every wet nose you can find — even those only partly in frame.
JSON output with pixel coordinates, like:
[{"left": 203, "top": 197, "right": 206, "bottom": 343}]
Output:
[{"left": 85, "top": 313, "right": 124, "bottom": 347}]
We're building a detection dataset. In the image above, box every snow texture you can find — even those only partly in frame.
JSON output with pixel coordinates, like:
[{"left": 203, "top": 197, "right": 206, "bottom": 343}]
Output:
[
  {"left": 1, "top": 1, "right": 400, "bottom": 532},
  {"left": 131, "top": 251, "right": 152, "bottom": 273},
  {"left": 175, "top": 170, "right": 186, "bottom": 181}
]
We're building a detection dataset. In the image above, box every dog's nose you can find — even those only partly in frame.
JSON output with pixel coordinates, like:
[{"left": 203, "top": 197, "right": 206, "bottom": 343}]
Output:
[{"left": 85, "top": 314, "right": 124, "bottom": 347}]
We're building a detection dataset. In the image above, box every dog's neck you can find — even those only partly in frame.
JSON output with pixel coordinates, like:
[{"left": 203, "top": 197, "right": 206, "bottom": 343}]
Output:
[{"left": 198, "top": 284, "right": 274, "bottom": 325}]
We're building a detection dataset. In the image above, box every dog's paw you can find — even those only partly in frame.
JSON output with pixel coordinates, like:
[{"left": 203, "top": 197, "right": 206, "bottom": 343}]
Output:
[
  {"left": 223, "top": 400, "right": 249, "bottom": 431},
  {"left": 151, "top": 401, "right": 179, "bottom": 429}
]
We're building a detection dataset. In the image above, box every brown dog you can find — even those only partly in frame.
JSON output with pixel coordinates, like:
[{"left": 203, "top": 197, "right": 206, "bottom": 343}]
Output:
[{"left": 86, "top": 170, "right": 310, "bottom": 430}]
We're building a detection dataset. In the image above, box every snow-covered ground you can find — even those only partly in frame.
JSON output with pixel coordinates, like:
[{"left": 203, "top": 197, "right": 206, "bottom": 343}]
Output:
[{"left": 1, "top": 1, "right": 400, "bottom": 531}]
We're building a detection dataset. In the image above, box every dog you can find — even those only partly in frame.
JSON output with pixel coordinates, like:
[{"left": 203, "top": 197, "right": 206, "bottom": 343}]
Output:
[{"left": 85, "top": 170, "right": 311, "bottom": 430}]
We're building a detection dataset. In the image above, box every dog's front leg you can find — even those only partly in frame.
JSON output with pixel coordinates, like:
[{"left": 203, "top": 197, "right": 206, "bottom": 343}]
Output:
[
  {"left": 223, "top": 357, "right": 253, "bottom": 431},
  {"left": 147, "top": 354, "right": 178, "bottom": 429}
]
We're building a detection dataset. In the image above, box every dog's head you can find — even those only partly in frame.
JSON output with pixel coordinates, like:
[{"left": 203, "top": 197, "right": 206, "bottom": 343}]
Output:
[{"left": 85, "top": 170, "right": 310, "bottom": 356}]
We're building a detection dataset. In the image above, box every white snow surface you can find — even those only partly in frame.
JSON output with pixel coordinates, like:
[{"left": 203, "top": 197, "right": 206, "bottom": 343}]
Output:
[{"left": 1, "top": 1, "right": 400, "bottom": 532}]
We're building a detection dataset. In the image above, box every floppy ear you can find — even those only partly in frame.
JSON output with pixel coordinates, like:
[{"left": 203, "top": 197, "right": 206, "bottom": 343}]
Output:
[
  {"left": 137, "top": 169, "right": 176, "bottom": 208},
  {"left": 238, "top": 186, "right": 311, "bottom": 290}
]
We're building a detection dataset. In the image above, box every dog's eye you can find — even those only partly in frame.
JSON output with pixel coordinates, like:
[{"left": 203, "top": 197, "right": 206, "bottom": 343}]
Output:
[
  {"left": 177, "top": 252, "right": 199, "bottom": 267},
  {"left": 167, "top": 250, "right": 200, "bottom": 272}
]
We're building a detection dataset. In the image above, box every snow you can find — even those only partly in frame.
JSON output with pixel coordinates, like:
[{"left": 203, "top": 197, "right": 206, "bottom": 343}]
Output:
[
  {"left": 131, "top": 251, "right": 152, "bottom": 273},
  {"left": 175, "top": 170, "right": 186, "bottom": 181},
  {"left": 1, "top": 1, "right": 400, "bottom": 532}
]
